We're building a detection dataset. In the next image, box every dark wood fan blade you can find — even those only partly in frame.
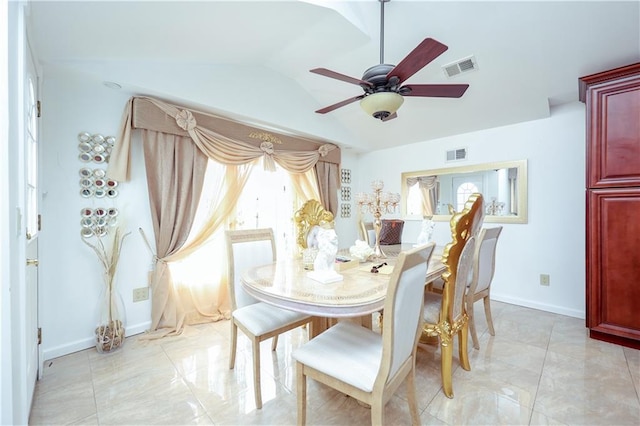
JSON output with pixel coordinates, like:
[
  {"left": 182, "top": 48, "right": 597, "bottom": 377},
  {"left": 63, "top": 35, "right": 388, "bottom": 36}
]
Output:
[
  {"left": 381, "top": 112, "right": 398, "bottom": 122},
  {"left": 310, "top": 68, "right": 373, "bottom": 87},
  {"left": 387, "top": 38, "right": 448, "bottom": 85},
  {"left": 401, "top": 84, "right": 469, "bottom": 98},
  {"left": 315, "top": 95, "right": 364, "bottom": 114}
]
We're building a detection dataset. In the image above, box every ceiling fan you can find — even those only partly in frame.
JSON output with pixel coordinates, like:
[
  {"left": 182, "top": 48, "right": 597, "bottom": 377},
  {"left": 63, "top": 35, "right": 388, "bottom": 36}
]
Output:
[{"left": 311, "top": 0, "right": 469, "bottom": 121}]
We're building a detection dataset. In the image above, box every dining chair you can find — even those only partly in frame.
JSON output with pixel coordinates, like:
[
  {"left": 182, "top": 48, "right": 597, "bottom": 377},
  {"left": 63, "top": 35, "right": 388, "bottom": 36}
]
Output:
[
  {"left": 467, "top": 226, "right": 503, "bottom": 349},
  {"left": 421, "top": 192, "right": 484, "bottom": 399},
  {"left": 225, "top": 228, "right": 313, "bottom": 409},
  {"left": 358, "top": 220, "right": 376, "bottom": 247},
  {"left": 292, "top": 243, "right": 436, "bottom": 426}
]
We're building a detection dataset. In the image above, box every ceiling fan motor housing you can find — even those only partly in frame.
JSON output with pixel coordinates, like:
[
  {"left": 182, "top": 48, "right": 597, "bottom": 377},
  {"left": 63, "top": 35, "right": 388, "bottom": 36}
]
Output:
[{"left": 361, "top": 64, "right": 398, "bottom": 92}]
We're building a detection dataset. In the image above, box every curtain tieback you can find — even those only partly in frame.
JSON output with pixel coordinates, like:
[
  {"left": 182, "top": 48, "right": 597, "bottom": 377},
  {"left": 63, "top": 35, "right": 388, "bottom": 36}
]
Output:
[{"left": 138, "top": 227, "right": 167, "bottom": 266}]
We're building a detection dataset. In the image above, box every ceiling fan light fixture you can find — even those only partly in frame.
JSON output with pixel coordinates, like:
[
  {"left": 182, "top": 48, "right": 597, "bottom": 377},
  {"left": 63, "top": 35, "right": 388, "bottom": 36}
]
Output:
[{"left": 360, "top": 92, "right": 404, "bottom": 120}]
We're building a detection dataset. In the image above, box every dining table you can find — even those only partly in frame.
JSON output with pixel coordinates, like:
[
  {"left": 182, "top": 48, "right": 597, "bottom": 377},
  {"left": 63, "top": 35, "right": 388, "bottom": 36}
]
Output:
[{"left": 240, "top": 243, "right": 446, "bottom": 338}]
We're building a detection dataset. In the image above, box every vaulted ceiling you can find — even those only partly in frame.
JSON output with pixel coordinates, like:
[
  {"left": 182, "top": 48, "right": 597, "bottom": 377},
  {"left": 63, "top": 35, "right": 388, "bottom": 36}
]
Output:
[{"left": 27, "top": 0, "right": 640, "bottom": 152}]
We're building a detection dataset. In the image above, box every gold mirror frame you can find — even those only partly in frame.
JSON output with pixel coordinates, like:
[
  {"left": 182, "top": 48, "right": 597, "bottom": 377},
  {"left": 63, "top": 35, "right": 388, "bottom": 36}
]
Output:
[{"left": 401, "top": 160, "right": 528, "bottom": 224}]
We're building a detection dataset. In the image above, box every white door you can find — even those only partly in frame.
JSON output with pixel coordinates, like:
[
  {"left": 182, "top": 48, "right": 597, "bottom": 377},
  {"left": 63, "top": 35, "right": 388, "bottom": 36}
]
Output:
[{"left": 24, "top": 40, "right": 40, "bottom": 401}]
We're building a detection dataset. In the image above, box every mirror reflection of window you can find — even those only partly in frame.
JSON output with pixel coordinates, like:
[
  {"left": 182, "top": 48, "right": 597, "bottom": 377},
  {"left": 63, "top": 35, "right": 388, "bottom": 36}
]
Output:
[{"left": 456, "top": 182, "right": 480, "bottom": 211}]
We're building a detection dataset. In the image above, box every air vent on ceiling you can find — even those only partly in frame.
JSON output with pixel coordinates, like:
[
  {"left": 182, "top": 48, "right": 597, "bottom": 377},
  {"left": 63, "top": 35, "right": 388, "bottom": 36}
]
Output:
[
  {"left": 446, "top": 148, "right": 467, "bottom": 162},
  {"left": 442, "top": 55, "right": 478, "bottom": 78}
]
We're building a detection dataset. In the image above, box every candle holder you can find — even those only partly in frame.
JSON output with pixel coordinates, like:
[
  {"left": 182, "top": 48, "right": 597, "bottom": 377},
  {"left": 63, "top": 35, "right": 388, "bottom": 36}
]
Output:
[{"left": 355, "top": 180, "right": 400, "bottom": 258}]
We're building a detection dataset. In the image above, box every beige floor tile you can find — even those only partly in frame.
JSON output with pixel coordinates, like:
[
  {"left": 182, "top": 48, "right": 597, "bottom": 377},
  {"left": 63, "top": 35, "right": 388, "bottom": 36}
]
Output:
[
  {"left": 29, "top": 379, "right": 96, "bottom": 425},
  {"left": 96, "top": 378, "right": 207, "bottom": 425}
]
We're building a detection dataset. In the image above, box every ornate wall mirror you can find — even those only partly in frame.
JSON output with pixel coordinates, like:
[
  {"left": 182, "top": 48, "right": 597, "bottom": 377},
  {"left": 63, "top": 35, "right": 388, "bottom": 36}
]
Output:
[{"left": 401, "top": 159, "right": 528, "bottom": 224}]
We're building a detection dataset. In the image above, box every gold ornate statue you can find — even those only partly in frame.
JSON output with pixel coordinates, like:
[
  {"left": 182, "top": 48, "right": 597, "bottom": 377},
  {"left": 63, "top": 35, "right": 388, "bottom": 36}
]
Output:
[{"left": 294, "top": 200, "right": 335, "bottom": 250}]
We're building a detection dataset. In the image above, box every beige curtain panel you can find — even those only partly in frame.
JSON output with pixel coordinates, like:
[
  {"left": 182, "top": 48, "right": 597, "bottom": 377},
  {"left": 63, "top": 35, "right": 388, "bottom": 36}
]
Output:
[
  {"left": 107, "top": 96, "right": 341, "bottom": 336},
  {"left": 141, "top": 131, "right": 208, "bottom": 335}
]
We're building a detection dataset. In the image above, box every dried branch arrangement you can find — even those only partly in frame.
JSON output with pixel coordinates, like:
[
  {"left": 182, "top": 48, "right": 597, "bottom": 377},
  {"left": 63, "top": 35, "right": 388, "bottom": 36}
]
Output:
[{"left": 82, "top": 227, "right": 131, "bottom": 352}]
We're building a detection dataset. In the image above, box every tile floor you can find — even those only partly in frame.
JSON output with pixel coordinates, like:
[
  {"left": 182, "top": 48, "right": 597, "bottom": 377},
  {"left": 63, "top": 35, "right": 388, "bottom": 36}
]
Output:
[{"left": 30, "top": 301, "right": 640, "bottom": 425}]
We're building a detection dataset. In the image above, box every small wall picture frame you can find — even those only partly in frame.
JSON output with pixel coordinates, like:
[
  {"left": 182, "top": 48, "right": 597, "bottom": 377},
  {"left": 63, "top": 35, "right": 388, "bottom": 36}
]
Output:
[
  {"left": 341, "top": 203, "right": 351, "bottom": 218},
  {"left": 341, "top": 168, "right": 351, "bottom": 184},
  {"left": 341, "top": 186, "right": 351, "bottom": 201}
]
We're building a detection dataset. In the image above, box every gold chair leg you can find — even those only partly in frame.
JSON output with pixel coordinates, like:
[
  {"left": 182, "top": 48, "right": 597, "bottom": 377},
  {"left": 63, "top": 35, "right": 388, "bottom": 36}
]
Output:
[
  {"left": 468, "top": 300, "right": 480, "bottom": 350},
  {"left": 371, "top": 399, "right": 384, "bottom": 426},
  {"left": 252, "top": 338, "right": 263, "bottom": 409},
  {"left": 459, "top": 323, "right": 471, "bottom": 371},
  {"left": 271, "top": 335, "right": 278, "bottom": 351},
  {"left": 296, "top": 363, "right": 306, "bottom": 426},
  {"left": 407, "top": 369, "right": 420, "bottom": 426},
  {"left": 440, "top": 340, "right": 454, "bottom": 398},
  {"left": 484, "top": 296, "right": 495, "bottom": 336},
  {"left": 229, "top": 321, "right": 237, "bottom": 369}
]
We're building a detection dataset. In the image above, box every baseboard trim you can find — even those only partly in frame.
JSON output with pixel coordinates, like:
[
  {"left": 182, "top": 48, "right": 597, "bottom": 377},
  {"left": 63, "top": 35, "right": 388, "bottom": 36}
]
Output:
[
  {"left": 42, "top": 321, "right": 151, "bottom": 361},
  {"left": 492, "top": 293, "right": 585, "bottom": 320}
]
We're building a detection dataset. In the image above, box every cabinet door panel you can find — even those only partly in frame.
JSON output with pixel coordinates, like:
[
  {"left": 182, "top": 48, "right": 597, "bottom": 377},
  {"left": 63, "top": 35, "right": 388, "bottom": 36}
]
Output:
[
  {"left": 587, "top": 189, "right": 640, "bottom": 346},
  {"left": 587, "top": 76, "right": 640, "bottom": 188}
]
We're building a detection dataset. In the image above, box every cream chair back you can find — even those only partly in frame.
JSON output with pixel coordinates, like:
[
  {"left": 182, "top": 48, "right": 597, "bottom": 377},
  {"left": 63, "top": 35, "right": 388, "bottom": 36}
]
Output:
[
  {"left": 383, "top": 243, "right": 435, "bottom": 382},
  {"left": 452, "top": 236, "right": 476, "bottom": 321},
  {"left": 473, "top": 227, "right": 502, "bottom": 294},
  {"left": 226, "top": 228, "right": 276, "bottom": 310},
  {"left": 466, "top": 225, "right": 502, "bottom": 350},
  {"left": 358, "top": 221, "right": 376, "bottom": 247}
]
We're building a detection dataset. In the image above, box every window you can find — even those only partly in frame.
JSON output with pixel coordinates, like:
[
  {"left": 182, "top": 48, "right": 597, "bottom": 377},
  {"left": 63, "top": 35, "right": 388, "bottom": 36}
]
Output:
[
  {"left": 234, "top": 165, "right": 295, "bottom": 257},
  {"left": 26, "top": 77, "right": 38, "bottom": 237},
  {"left": 169, "top": 162, "right": 296, "bottom": 289}
]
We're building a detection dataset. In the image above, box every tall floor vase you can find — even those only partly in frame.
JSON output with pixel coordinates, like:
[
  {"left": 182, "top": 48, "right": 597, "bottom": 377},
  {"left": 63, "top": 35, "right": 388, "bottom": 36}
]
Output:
[{"left": 95, "top": 279, "right": 126, "bottom": 353}]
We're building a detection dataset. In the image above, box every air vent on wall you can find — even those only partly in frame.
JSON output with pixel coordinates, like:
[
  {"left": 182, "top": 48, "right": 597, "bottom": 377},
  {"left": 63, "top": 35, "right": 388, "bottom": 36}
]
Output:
[
  {"left": 446, "top": 148, "right": 467, "bottom": 162},
  {"left": 442, "top": 55, "right": 478, "bottom": 78}
]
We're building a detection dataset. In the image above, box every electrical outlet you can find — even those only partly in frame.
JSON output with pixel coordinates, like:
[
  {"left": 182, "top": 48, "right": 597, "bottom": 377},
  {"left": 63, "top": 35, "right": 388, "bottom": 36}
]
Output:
[
  {"left": 540, "top": 274, "right": 550, "bottom": 286},
  {"left": 133, "top": 287, "right": 149, "bottom": 302}
]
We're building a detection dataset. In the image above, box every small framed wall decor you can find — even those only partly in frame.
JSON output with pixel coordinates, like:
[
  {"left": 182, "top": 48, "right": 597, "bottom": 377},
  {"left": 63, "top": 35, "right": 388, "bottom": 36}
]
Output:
[
  {"left": 341, "top": 168, "right": 351, "bottom": 184},
  {"left": 341, "top": 186, "right": 351, "bottom": 201},
  {"left": 341, "top": 203, "right": 351, "bottom": 218}
]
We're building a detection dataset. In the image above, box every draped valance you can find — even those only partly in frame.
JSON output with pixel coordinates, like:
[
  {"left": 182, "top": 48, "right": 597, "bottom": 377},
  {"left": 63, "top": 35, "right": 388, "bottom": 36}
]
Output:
[{"left": 108, "top": 96, "right": 341, "bottom": 182}]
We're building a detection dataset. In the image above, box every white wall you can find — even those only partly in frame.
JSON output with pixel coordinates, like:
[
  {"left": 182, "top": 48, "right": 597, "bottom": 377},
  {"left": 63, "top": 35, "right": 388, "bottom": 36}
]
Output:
[
  {"left": 354, "top": 102, "right": 587, "bottom": 318},
  {"left": 39, "top": 68, "right": 153, "bottom": 360}
]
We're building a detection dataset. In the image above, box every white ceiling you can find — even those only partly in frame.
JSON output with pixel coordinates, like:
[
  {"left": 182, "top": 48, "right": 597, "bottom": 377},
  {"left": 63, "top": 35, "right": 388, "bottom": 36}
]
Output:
[{"left": 27, "top": 0, "right": 640, "bottom": 152}]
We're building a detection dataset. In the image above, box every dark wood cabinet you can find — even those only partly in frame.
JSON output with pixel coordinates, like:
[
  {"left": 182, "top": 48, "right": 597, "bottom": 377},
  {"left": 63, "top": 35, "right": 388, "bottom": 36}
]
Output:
[{"left": 581, "top": 63, "right": 640, "bottom": 350}]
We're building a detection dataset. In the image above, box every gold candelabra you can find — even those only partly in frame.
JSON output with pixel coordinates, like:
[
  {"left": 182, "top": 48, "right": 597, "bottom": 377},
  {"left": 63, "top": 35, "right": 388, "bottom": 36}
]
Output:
[{"left": 355, "top": 180, "right": 400, "bottom": 258}]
